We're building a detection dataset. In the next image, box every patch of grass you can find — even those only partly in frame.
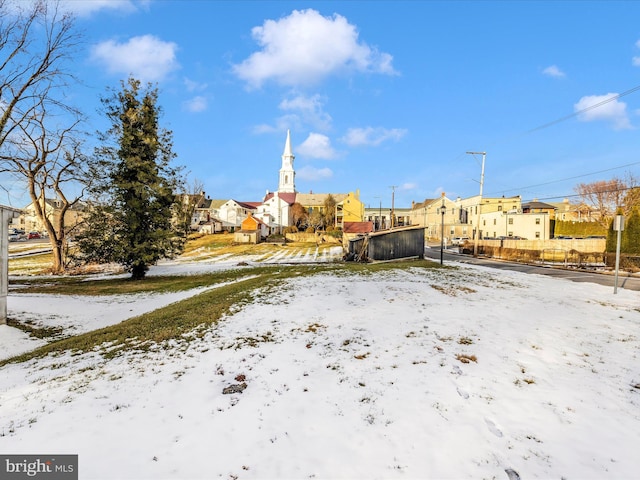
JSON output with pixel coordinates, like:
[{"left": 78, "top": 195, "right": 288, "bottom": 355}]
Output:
[
  {"left": 1, "top": 270, "right": 291, "bottom": 365},
  {"left": 6, "top": 318, "right": 64, "bottom": 340},
  {"left": 458, "top": 336, "right": 474, "bottom": 345},
  {"left": 9, "top": 264, "right": 278, "bottom": 295},
  {"left": 305, "top": 323, "right": 325, "bottom": 333},
  {"left": 2, "top": 259, "right": 448, "bottom": 366}
]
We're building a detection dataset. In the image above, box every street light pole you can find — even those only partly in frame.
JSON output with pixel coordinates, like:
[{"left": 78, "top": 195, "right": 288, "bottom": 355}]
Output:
[
  {"left": 389, "top": 185, "right": 397, "bottom": 229},
  {"left": 466, "top": 151, "right": 486, "bottom": 257},
  {"left": 440, "top": 192, "right": 446, "bottom": 265}
]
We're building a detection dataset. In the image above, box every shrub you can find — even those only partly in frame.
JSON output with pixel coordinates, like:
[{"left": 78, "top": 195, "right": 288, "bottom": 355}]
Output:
[{"left": 306, "top": 227, "right": 315, "bottom": 233}]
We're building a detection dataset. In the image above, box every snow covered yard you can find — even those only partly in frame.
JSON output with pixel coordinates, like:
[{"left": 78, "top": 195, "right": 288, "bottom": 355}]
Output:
[{"left": 1, "top": 260, "right": 639, "bottom": 479}]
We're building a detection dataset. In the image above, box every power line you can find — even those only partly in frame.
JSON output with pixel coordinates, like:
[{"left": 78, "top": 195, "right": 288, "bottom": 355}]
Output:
[
  {"left": 526, "top": 84, "right": 640, "bottom": 135},
  {"left": 486, "top": 160, "right": 640, "bottom": 197},
  {"left": 527, "top": 184, "right": 637, "bottom": 203},
  {"left": 450, "top": 82, "right": 640, "bottom": 197}
]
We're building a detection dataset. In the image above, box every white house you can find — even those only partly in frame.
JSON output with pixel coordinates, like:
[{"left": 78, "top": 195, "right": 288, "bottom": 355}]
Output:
[{"left": 218, "top": 200, "right": 259, "bottom": 230}]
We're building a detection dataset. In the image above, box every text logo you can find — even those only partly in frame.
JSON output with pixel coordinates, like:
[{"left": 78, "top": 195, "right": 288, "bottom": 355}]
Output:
[{"left": 0, "top": 455, "right": 77, "bottom": 480}]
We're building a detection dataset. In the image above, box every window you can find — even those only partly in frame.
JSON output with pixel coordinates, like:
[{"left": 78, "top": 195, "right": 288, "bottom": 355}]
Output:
[
  {"left": 508, "top": 218, "right": 514, "bottom": 225},
  {"left": 493, "top": 219, "right": 496, "bottom": 225},
  {"left": 535, "top": 218, "right": 541, "bottom": 225},
  {"left": 535, "top": 232, "right": 541, "bottom": 238},
  {"left": 498, "top": 205, "right": 502, "bottom": 211}
]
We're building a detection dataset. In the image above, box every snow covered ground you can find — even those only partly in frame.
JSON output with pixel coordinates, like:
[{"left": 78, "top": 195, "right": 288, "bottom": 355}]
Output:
[{"left": 1, "top": 255, "right": 639, "bottom": 479}]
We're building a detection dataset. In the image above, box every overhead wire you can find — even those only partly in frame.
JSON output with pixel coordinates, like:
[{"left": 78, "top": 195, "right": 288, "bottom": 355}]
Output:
[{"left": 454, "top": 82, "right": 640, "bottom": 200}]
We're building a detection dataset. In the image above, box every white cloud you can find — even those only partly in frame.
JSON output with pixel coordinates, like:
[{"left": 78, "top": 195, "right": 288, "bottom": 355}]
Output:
[
  {"left": 182, "top": 96, "right": 208, "bottom": 113},
  {"left": 296, "top": 165, "right": 333, "bottom": 181},
  {"left": 279, "top": 94, "right": 332, "bottom": 131},
  {"left": 574, "top": 93, "right": 632, "bottom": 130},
  {"left": 542, "top": 65, "right": 566, "bottom": 78},
  {"left": 90, "top": 35, "right": 179, "bottom": 82},
  {"left": 341, "top": 127, "right": 407, "bottom": 147},
  {"left": 297, "top": 133, "right": 338, "bottom": 159},
  {"left": 632, "top": 39, "right": 640, "bottom": 66},
  {"left": 400, "top": 183, "right": 417, "bottom": 191},
  {"left": 60, "top": 0, "right": 144, "bottom": 17},
  {"left": 232, "top": 9, "right": 397, "bottom": 88},
  {"left": 183, "top": 78, "right": 208, "bottom": 92}
]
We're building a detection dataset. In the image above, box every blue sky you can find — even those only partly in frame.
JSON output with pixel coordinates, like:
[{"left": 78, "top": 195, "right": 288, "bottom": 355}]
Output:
[{"left": 6, "top": 0, "right": 640, "bottom": 209}]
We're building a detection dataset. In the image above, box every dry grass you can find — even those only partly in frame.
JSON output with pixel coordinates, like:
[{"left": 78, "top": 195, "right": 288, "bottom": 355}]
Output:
[{"left": 456, "top": 353, "right": 477, "bottom": 363}]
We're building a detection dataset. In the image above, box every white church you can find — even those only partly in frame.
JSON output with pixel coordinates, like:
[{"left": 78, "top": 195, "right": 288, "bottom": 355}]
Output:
[
  {"left": 252, "top": 129, "right": 298, "bottom": 232},
  {"left": 209, "top": 130, "right": 364, "bottom": 240}
]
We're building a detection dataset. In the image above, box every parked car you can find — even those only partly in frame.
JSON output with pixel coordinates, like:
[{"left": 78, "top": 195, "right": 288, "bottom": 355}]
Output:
[
  {"left": 9, "top": 233, "right": 26, "bottom": 242},
  {"left": 451, "top": 236, "right": 470, "bottom": 246},
  {"left": 27, "top": 231, "right": 41, "bottom": 239}
]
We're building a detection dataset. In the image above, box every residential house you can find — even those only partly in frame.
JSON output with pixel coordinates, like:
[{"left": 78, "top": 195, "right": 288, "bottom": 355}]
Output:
[
  {"left": 455, "top": 195, "right": 522, "bottom": 240},
  {"left": 234, "top": 213, "right": 270, "bottom": 244},
  {"left": 480, "top": 209, "right": 552, "bottom": 240},
  {"left": 408, "top": 195, "right": 460, "bottom": 241},
  {"left": 218, "top": 200, "right": 260, "bottom": 231},
  {"left": 336, "top": 191, "right": 365, "bottom": 227},
  {"left": 11, "top": 199, "right": 86, "bottom": 235},
  {"left": 364, "top": 204, "right": 414, "bottom": 232},
  {"left": 193, "top": 198, "right": 226, "bottom": 233},
  {"left": 295, "top": 192, "right": 348, "bottom": 227},
  {"left": 548, "top": 198, "right": 599, "bottom": 222}
]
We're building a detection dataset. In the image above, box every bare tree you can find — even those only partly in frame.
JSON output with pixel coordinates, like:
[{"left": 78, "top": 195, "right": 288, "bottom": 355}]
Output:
[
  {"left": 0, "top": 0, "right": 87, "bottom": 273},
  {"left": 0, "top": 1, "right": 81, "bottom": 150},
  {"left": 1, "top": 92, "right": 92, "bottom": 273},
  {"left": 174, "top": 178, "right": 205, "bottom": 238},
  {"left": 323, "top": 194, "right": 336, "bottom": 228},
  {"left": 574, "top": 178, "right": 626, "bottom": 227}
]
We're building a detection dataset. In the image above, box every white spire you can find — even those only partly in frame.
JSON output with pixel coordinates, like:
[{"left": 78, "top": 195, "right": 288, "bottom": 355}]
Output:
[
  {"left": 278, "top": 129, "right": 296, "bottom": 193},
  {"left": 283, "top": 129, "right": 293, "bottom": 157}
]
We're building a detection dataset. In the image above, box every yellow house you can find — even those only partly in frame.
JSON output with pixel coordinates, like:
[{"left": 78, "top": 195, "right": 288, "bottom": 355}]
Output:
[
  {"left": 295, "top": 190, "right": 364, "bottom": 228},
  {"left": 336, "top": 191, "right": 364, "bottom": 225}
]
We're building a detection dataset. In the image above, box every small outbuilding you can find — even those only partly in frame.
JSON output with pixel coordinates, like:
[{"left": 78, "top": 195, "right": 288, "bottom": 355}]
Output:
[
  {"left": 347, "top": 226, "right": 425, "bottom": 262},
  {"left": 234, "top": 214, "right": 270, "bottom": 244}
]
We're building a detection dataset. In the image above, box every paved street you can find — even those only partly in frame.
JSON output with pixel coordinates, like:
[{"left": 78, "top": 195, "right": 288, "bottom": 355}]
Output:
[{"left": 424, "top": 246, "right": 640, "bottom": 292}]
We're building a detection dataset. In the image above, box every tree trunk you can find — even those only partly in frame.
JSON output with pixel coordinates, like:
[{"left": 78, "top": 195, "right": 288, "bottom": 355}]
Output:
[
  {"left": 131, "top": 263, "right": 147, "bottom": 280},
  {"left": 50, "top": 240, "right": 65, "bottom": 274}
]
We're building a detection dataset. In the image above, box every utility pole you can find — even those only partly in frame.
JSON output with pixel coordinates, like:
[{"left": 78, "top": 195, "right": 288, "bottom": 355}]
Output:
[
  {"left": 466, "top": 152, "right": 486, "bottom": 257},
  {"left": 389, "top": 185, "right": 398, "bottom": 229}
]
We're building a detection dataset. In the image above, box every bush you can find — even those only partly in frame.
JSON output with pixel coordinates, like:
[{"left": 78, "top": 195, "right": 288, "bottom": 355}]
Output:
[
  {"left": 306, "top": 227, "right": 315, "bottom": 233},
  {"left": 283, "top": 226, "right": 298, "bottom": 234}
]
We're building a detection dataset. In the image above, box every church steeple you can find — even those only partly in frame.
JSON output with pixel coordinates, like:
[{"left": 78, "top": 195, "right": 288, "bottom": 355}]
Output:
[{"left": 278, "top": 129, "right": 296, "bottom": 193}]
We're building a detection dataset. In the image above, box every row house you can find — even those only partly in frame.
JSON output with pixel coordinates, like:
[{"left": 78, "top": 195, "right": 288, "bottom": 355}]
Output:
[
  {"left": 364, "top": 205, "right": 413, "bottom": 231},
  {"left": 11, "top": 199, "right": 86, "bottom": 235},
  {"left": 407, "top": 194, "right": 605, "bottom": 241}
]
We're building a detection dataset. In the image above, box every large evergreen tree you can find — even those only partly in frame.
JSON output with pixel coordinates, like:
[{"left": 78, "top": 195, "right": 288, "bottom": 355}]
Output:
[{"left": 77, "top": 77, "right": 183, "bottom": 279}]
